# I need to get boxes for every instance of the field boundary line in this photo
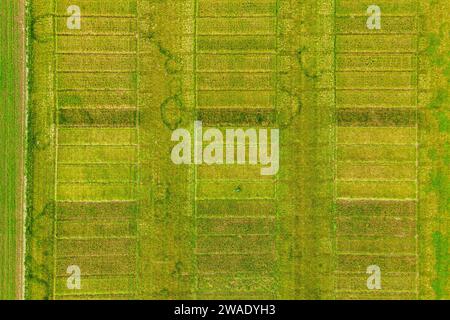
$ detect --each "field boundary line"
[17,0,27,300]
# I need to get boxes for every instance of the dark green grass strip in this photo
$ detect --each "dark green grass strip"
[432,231,449,299]
[58,109,137,127]
[0,0,23,300]
[197,108,276,126]
[337,108,416,127]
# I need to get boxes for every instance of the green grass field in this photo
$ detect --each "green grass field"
[0,0,24,300]
[18,0,450,300]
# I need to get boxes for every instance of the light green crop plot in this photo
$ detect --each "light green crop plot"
[20,0,450,300]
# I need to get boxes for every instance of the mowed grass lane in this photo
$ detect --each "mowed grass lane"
[0,0,24,300]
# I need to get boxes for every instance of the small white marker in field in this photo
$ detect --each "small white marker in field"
[367,265,382,290]
[66,265,81,290]
[367,5,381,30]
[67,5,81,30]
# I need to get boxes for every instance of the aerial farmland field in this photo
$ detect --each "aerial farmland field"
[0,0,448,302]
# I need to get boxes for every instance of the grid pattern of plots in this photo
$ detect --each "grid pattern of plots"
[334,0,419,299]
[53,0,139,299]
[192,0,280,299]
[25,0,440,300]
